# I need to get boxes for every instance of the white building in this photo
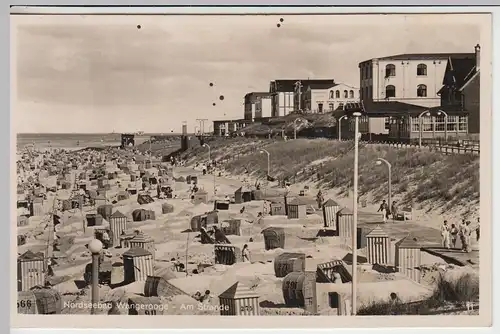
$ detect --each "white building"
[302,82,360,113]
[359,52,474,108]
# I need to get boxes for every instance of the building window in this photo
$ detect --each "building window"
[417,84,427,97]
[361,67,365,80]
[435,115,445,131]
[329,103,334,111]
[338,103,344,110]
[349,90,354,98]
[385,117,391,130]
[329,90,334,99]
[369,66,372,78]
[447,115,458,131]
[368,86,372,99]
[385,85,396,98]
[335,90,340,99]
[411,115,468,132]
[417,64,427,76]
[343,90,348,98]
[318,103,323,113]
[459,116,468,131]
[385,64,396,77]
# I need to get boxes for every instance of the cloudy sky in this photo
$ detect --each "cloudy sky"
[12,14,482,133]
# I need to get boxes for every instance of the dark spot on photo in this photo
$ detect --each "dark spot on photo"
[219,95,225,101]
[137,25,141,29]
[280,18,284,22]
[277,24,281,28]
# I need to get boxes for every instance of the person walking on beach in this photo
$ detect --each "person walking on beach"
[458,220,467,251]
[462,221,472,253]
[316,190,324,209]
[391,201,398,220]
[450,223,459,248]
[101,230,111,249]
[242,244,250,262]
[378,200,389,223]
[475,217,480,242]
[440,220,450,249]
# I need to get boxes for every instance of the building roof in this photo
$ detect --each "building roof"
[244,92,272,104]
[307,83,338,90]
[366,225,389,238]
[396,235,422,249]
[459,69,480,92]
[110,210,127,219]
[360,101,428,116]
[131,232,154,243]
[288,197,308,206]
[323,199,340,207]
[235,185,253,193]
[218,281,260,299]
[445,56,477,88]
[337,207,353,215]
[18,250,44,261]
[359,52,474,66]
[123,247,152,257]
[270,79,336,93]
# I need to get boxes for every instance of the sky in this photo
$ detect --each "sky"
[12,14,482,133]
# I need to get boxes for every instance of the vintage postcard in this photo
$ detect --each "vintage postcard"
[10,7,492,329]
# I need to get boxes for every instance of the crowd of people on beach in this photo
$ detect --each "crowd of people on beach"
[440,219,480,252]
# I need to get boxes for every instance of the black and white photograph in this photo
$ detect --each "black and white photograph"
[11,8,491,326]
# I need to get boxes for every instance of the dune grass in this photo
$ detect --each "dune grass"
[184,138,479,213]
[357,272,479,315]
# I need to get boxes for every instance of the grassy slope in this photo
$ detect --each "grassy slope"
[242,113,337,136]
[182,138,479,216]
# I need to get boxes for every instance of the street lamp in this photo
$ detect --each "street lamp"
[375,158,392,212]
[436,110,449,143]
[351,111,362,316]
[338,115,348,141]
[259,149,270,178]
[88,239,103,315]
[194,126,200,135]
[202,143,211,162]
[203,143,215,197]
[418,111,431,148]
[293,118,303,140]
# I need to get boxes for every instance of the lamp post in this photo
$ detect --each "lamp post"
[351,111,362,316]
[203,144,215,197]
[293,118,302,140]
[436,110,449,143]
[88,239,103,315]
[418,111,431,148]
[194,126,199,136]
[260,149,270,178]
[338,115,348,141]
[375,158,392,211]
[202,143,211,162]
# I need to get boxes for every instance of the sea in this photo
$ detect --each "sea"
[16,133,181,152]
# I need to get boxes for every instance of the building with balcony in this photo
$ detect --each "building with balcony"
[269,79,335,117]
[244,92,272,121]
[301,82,360,113]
